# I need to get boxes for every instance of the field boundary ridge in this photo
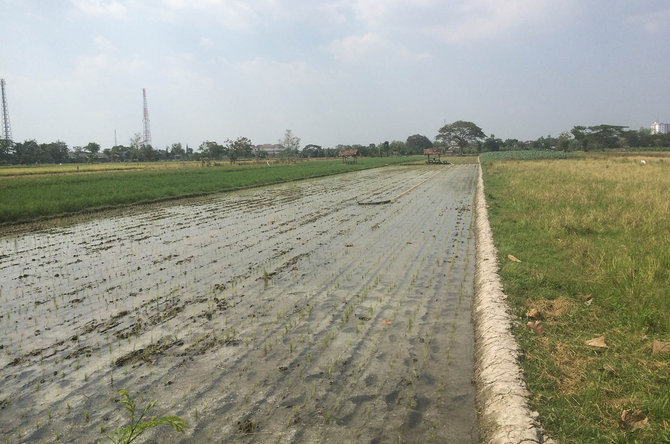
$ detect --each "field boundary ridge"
[473,161,556,444]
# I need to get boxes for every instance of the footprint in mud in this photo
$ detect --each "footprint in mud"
[407,396,430,429]
[349,394,375,406]
[237,418,257,434]
[385,389,399,404]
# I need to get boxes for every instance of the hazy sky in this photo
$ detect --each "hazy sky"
[2,0,669,149]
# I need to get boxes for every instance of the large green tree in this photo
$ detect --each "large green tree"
[169,143,185,159]
[481,134,502,152]
[588,124,627,149]
[199,141,225,160]
[302,144,323,158]
[278,129,300,161]
[436,120,485,155]
[571,124,627,150]
[280,129,300,152]
[224,137,254,164]
[0,139,14,163]
[389,140,406,155]
[85,142,100,155]
[42,141,70,163]
[405,134,433,154]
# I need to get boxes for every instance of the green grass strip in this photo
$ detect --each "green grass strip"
[482,155,669,443]
[0,157,415,224]
[480,150,578,162]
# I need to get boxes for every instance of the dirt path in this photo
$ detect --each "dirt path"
[0,164,478,443]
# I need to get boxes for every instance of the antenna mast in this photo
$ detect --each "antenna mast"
[1,79,12,141]
[142,88,152,146]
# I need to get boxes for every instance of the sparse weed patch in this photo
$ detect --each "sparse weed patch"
[105,389,188,444]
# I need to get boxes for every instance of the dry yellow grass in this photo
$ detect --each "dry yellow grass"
[483,154,670,443]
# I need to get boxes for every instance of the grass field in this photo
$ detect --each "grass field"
[0,157,417,224]
[0,161,201,176]
[481,152,670,443]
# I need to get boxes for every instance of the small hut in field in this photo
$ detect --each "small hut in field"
[424,148,450,164]
[339,149,358,164]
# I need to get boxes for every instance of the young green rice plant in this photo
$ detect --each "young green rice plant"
[104,389,188,444]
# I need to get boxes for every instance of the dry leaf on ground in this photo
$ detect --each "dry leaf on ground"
[621,409,649,430]
[586,336,608,349]
[526,308,542,319]
[527,320,545,336]
[508,254,522,262]
[652,339,670,355]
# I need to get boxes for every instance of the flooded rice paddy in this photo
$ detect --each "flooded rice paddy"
[0,164,478,443]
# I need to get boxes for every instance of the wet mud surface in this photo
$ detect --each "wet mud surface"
[0,164,478,443]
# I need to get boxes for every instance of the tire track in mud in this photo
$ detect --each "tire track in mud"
[0,164,478,443]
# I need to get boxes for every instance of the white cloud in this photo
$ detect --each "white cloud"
[164,0,221,7]
[164,52,214,88]
[74,53,146,81]
[70,0,127,18]
[342,0,576,45]
[199,37,214,47]
[157,0,261,29]
[234,57,325,87]
[628,8,670,33]
[329,33,385,62]
[328,32,432,63]
[430,0,574,43]
[93,35,116,51]
[351,0,428,26]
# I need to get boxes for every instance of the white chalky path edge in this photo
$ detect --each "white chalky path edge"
[473,162,557,444]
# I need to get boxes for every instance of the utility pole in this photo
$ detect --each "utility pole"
[1,79,12,142]
[142,88,152,147]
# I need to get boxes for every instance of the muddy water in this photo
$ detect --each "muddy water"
[0,164,478,443]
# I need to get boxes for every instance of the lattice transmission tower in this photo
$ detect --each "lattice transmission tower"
[142,88,152,146]
[1,79,12,141]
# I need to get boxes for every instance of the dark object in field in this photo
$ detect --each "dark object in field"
[424,148,451,164]
[358,200,391,205]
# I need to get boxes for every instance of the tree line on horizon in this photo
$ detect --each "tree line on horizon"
[1,123,668,166]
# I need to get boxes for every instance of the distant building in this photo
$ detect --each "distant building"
[650,121,670,134]
[69,149,89,161]
[255,144,283,156]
